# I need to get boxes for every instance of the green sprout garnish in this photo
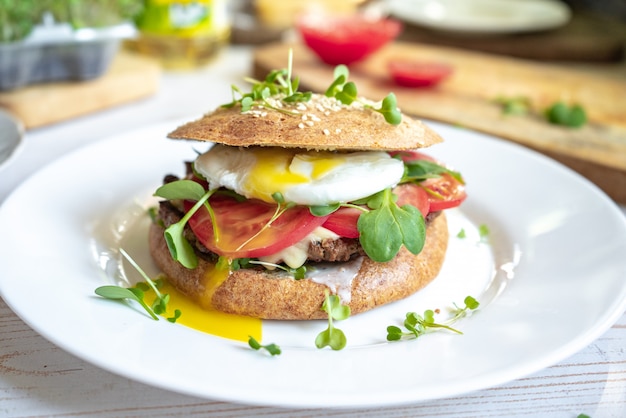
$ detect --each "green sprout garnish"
[248,336,282,356]
[386,296,479,342]
[325,65,402,125]
[494,95,532,116]
[153,179,219,269]
[223,52,401,126]
[357,188,425,263]
[545,101,587,128]
[95,249,181,323]
[478,224,490,241]
[315,291,351,350]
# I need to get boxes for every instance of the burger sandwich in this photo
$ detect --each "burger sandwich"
[149,66,466,320]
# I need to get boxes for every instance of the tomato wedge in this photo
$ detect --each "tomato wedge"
[388,60,453,88]
[185,194,329,258]
[297,14,402,65]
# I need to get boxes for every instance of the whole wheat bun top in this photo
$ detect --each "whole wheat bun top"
[167,93,443,151]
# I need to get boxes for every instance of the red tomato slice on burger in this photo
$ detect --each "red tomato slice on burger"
[394,183,430,217]
[390,150,466,212]
[323,207,362,238]
[297,14,402,65]
[421,174,466,212]
[186,194,329,258]
[388,150,435,163]
[321,184,430,239]
[389,60,453,88]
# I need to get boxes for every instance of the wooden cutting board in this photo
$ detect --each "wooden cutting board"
[0,51,161,129]
[254,42,626,203]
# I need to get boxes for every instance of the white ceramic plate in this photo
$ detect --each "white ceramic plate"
[387,0,571,34]
[1,121,625,408]
[0,109,24,170]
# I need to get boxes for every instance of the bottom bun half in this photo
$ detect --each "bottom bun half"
[148,213,449,320]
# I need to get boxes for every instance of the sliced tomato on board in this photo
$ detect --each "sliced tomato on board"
[388,60,453,88]
[297,14,402,65]
[186,194,329,258]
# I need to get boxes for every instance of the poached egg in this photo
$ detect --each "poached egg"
[194,144,405,206]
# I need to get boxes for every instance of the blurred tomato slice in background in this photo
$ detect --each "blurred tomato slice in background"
[388,59,453,87]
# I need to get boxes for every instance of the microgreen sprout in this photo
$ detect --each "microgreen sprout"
[386,296,479,342]
[494,95,531,116]
[357,188,425,262]
[153,179,219,269]
[95,249,181,323]
[315,291,351,350]
[233,258,307,280]
[223,49,311,115]
[325,64,402,125]
[545,101,587,128]
[478,224,490,241]
[399,158,464,185]
[248,336,282,356]
[457,224,490,243]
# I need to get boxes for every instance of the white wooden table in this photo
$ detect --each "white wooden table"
[1,46,625,418]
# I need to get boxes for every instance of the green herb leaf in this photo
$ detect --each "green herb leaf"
[478,224,490,241]
[316,292,350,350]
[377,93,402,125]
[167,309,182,323]
[162,188,216,269]
[402,159,464,184]
[309,203,340,216]
[494,96,531,116]
[545,102,587,128]
[335,81,358,105]
[387,296,480,342]
[248,336,282,356]
[154,179,206,201]
[357,189,425,262]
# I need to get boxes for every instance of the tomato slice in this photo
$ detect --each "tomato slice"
[394,183,430,217]
[323,207,362,238]
[388,150,435,163]
[297,14,402,65]
[186,194,329,258]
[389,60,453,88]
[390,150,466,211]
[421,174,467,211]
[321,184,429,239]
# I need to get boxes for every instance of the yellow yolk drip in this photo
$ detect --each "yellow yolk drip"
[245,148,345,202]
[143,261,261,342]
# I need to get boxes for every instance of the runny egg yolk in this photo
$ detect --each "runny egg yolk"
[246,148,346,203]
[194,145,405,206]
[143,262,261,342]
